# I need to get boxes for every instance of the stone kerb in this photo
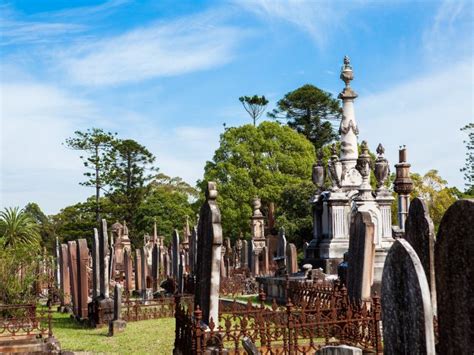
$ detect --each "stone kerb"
[435,199,474,354]
[381,238,435,355]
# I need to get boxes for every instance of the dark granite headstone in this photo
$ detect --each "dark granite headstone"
[381,239,435,354]
[172,230,180,279]
[405,198,436,312]
[152,244,160,292]
[76,239,89,319]
[195,182,223,324]
[347,211,375,301]
[242,336,260,355]
[108,284,126,336]
[435,199,474,354]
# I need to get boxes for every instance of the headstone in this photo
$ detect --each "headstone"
[108,284,126,336]
[59,244,71,307]
[286,243,298,274]
[303,242,309,259]
[178,251,185,293]
[276,227,287,260]
[242,337,260,355]
[241,240,249,268]
[405,197,436,314]
[189,227,198,274]
[316,345,362,355]
[381,239,435,354]
[172,230,180,279]
[76,239,89,319]
[262,246,269,275]
[92,229,100,298]
[195,182,223,324]
[100,219,110,298]
[140,247,147,298]
[135,249,142,291]
[347,211,375,301]
[67,241,78,316]
[124,249,133,292]
[435,199,474,354]
[151,244,160,292]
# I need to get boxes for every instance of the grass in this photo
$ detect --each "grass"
[52,311,175,354]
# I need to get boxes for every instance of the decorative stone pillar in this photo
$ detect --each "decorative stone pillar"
[394,146,414,230]
[375,143,395,245]
[250,197,266,276]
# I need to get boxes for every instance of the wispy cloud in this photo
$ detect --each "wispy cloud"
[234,0,360,47]
[58,13,244,86]
[358,58,472,189]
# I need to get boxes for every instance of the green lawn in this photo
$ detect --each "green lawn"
[52,312,175,354]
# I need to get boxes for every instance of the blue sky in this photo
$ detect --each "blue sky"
[1,0,472,214]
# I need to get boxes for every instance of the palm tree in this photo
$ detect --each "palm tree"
[0,207,40,248]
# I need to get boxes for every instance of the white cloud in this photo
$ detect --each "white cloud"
[357,58,473,189]
[59,14,244,86]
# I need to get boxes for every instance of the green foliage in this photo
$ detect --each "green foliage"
[24,202,56,253]
[460,123,474,192]
[0,207,41,248]
[268,84,342,149]
[202,121,315,239]
[107,139,158,235]
[239,95,269,126]
[135,173,197,246]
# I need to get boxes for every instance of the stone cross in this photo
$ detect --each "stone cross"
[286,243,298,274]
[172,230,180,279]
[381,238,435,354]
[59,244,71,307]
[67,241,78,316]
[435,199,474,354]
[347,211,375,302]
[76,239,89,319]
[195,181,223,324]
[404,197,436,315]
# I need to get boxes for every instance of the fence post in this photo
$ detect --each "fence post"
[174,293,181,351]
[194,305,203,355]
[286,298,294,355]
[372,293,383,354]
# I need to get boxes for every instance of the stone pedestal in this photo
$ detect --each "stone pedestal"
[88,297,114,328]
[108,319,126,336]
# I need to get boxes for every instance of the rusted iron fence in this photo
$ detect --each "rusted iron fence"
[175,287,383,354]
[0,303,53,339]
[122,294,193,322]
[220,268,258,296]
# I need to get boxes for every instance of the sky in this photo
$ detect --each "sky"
[1,0,473,214]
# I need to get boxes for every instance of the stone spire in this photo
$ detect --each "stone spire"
[338,55,359,171]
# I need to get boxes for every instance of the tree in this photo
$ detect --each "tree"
[135,173,197,246]
[0,207,41,248]
[107,139,157,235]
[239,95,269,126]
[460,123,474,194]
[24,202,56,252]
[65,128,116,224]
[268,84,342,149]
[202,121,315,239]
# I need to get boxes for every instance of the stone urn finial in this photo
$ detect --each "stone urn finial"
[252,197,263,217]
[375,143,390,192]
[328,144,342,192]
[312,149,325,190]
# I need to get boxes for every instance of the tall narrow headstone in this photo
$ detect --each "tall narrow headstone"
[59,244,71,306]
[152,244,160,292]
[189,227,198,274]
[140,247,147,298]
[262,246,269,275]
[92,228,100,299]
[135,249,142,291]
[172,230,180,279]
[55,237,61,288]
[100,219,110,298]
[404,198,437,315]
[195,182,223,324]
[381,239,435,354]
[286,243,298,274]
[435,199,474,354]
[108,284,126,336]
[241,240,249,269]
[178,251,185,294]
[124,249,133,292]
[347,211,375,302]
[76,239,89,319]
[67,241,78,316]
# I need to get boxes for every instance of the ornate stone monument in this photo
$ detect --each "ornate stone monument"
[250,197,266,276]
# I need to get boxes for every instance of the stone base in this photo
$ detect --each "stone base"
[108,319,127,336]
[316,345,362,354]
[0,335,61,354]
[88,296,114,328]
[302,257,343,275]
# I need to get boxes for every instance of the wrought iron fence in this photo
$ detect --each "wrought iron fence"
[175,287,382,354]
[0,303,53,339]
[122,294,193,322]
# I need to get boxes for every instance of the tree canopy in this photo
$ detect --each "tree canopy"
[202,121,315,239]
[268,84,342,149]
[239,95,269,126]
[460,123,474,194]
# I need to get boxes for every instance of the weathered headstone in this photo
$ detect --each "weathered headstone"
[135,249,142,291]
[100,219,110,298]
[92,229,100,298]
[286,243,298,274]
[151,244,160,292]
[76,239,89,319]
[381,238,435,354]
[262,246,269,275]
[347,211,375,301]
[241,240,249,268]
[189,227,198,274]
[59,244,71,307]
[67,241,78,316]
[405,197,436,314]
[195,182,223,324]
[108,284,126,336]
[124,249,133,292]
[140,247,147,298]
[172,230,180,279]
[435,199,474,354]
